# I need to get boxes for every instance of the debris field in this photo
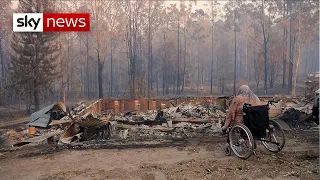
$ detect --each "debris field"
[0,96,318,180]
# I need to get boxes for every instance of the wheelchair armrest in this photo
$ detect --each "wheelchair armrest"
[268,100,279,106]
[243,103,252,107]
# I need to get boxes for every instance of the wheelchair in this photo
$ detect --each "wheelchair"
[224,100,285,159]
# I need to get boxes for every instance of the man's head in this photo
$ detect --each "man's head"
[237,85,251,95]
[237,85,259,103]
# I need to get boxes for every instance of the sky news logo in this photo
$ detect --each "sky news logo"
[13,13,90,32]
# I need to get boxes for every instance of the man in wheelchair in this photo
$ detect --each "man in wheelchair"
[221,85,285,159]
[221,85,261,131]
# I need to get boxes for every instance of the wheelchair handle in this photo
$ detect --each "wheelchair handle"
[243,103,252,107]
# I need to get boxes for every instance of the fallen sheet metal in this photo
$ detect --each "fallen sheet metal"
[78,112,105,127]
[60,123,80,144]
[59,111,115,143]
[28,102,66,127]
[49,120,73,126]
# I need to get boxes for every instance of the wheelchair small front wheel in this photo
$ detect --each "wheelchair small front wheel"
[229,124,254,159]
[225,143,231,156]
[262,120,285,153]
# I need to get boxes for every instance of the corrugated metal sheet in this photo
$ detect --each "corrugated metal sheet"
[28,102,66,127]
[28,113,51,127]
[78,118,106,127]
[28,105,55,127]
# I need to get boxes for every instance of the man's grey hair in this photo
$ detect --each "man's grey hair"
[237,85,260,104]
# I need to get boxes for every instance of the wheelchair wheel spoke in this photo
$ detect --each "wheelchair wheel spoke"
[262,120,285,153]
[272,133,278,143]
[228,124,254,159]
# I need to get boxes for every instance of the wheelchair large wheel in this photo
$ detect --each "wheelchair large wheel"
[262,120,285,153]
[229,124,254,159]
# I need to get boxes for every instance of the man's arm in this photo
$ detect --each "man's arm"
[222,97,239,130]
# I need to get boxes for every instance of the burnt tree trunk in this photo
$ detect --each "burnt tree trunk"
[282,1,288,88]
[34,81,40,111]
[86,34,89,99]
[59,33,66,103]
[197,41,200,94]
[181,27,187,95]
[292,2,302,96]
[210,2,214,94]
[162,30,166,96]
[233,11,237,96]
[98,51,103,98]
[176,14,180,95]
[288,1,294,94]
[110,38,113,97]
[0,38,3,91]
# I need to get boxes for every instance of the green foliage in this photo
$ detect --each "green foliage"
[9,0,58,108]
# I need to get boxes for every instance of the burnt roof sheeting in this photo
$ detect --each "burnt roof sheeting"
[28,104,55,127]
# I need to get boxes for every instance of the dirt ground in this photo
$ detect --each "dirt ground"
[0,128,318,180]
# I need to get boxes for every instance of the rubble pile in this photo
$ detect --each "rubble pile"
[105,103,226,141]
[8,96,317,150]
[113,103,226,122]
[163,103,226,120]
[113,110,160,122]
[279,98,318,129]
[60,101,87,120]
[5,102,227,149]
[283,98,313,114]
[3,101,112,148]
[116,121,222,141]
